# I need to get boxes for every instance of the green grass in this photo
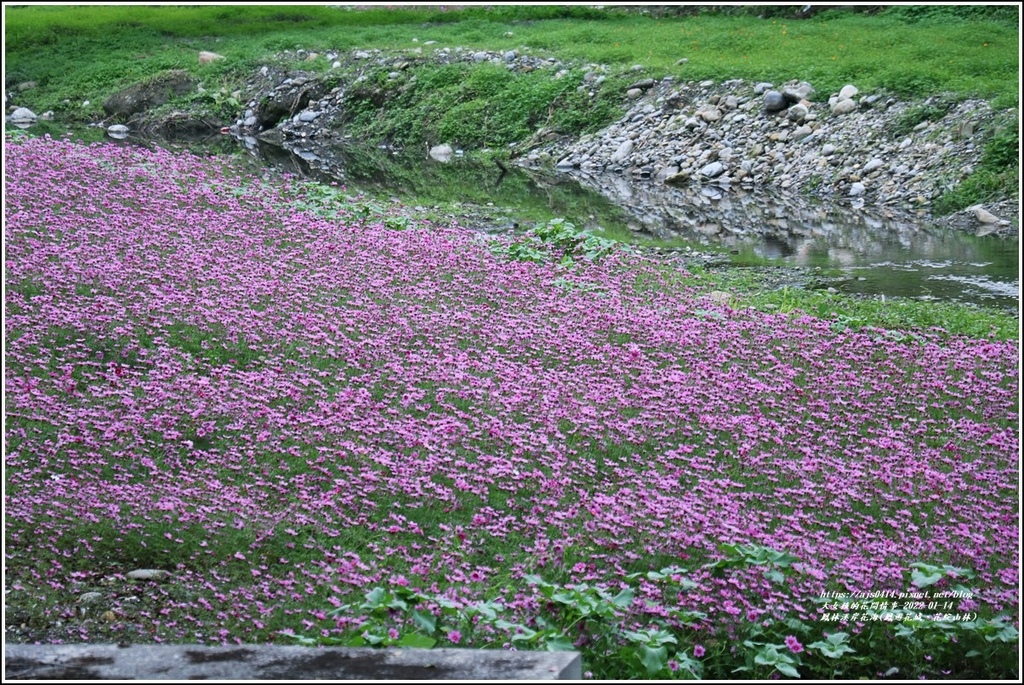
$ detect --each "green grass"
[5,5,1018,126]
[934,113,1021,214]
[680,263,1019,341]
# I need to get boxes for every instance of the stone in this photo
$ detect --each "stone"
[664,171,690,186]
[9,107,37,123]
[4,644,582,681]
[16,81,38,91]
[821,143,837,156]
[708,291,733,306]
[831,99,857,115]
[78,592,104,604]
[849,182,866,196]
[698,161,725,179]
[791,125,813,141]
[473,51,489,62]
[863,158,884,173]
[753,82,774,95]
[609,139,634,164]
[106,124,130,139]
[126,569,171,581]
[763,90,786,112]
[198,51,225,64]
[699,107,721,123]
[298,111,320,122]
[102,70,196,118]
[838,84,859,101]
[627,78,656,91]
[429,144,454,162]
[626,88,643,100]
[786,104,808,122]
[974,207,999,223]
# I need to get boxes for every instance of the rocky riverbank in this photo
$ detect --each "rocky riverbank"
[220,48,1016,236]
[10,46,1017,237]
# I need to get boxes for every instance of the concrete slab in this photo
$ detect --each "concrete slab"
[5,643,582,680]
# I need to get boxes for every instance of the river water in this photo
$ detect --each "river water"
[11,124,1020,311]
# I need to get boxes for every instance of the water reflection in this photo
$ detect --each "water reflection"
[8,122,1017,310]
[247,134,1017,310]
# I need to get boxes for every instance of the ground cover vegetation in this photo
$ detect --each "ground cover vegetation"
[4,133,1019,678]
[4,4,1019,209]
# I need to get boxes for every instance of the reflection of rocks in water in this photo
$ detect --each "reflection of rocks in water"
[562,169,962,263]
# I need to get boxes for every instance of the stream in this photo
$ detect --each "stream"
[10,123,1020,311]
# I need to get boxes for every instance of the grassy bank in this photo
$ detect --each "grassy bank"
[6,5,1018,115]
[5,5,1019,210]
[4,132,1019,678]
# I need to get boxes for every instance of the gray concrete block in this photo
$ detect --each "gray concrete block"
[4,643,582,680]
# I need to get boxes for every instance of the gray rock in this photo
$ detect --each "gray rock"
[9,107,37,123]
[354,51,371,59]
[838,84,859,101]
[298,111,320,122]
[822,143,837,156]
[429,144,454,162]
[106,124,130,139]
[763,91,786,112]
[610,139,634,164]
[16,81,38,91]
[699,107,721,123]
[126,569,170,581]
[102,70,196,118]
[975,207,999,223]
[791,125,813,141]
[698,161,725,179]
[626,88,643,100]
[78,592,104,604]
[849,182,866,196]
[831,99,857,115]
[473,51,489,63]
[753,82,774,95]
[627,78,656,91]
[787,104,808,122]
[863,158,884,173]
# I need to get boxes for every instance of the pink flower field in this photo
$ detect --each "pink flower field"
[4,135,1019,647]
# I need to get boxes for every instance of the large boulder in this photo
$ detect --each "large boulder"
[102,70,197,119]
[252,75,327,131]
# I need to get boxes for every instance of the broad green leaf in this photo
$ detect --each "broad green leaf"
[611,587,635,608]
[910,569,944,588]
[412,610,437,634]
[775,662,801,679]
[361,587,387,609]
[640,645,668,675]
[544,634,576,651]
[398,633,437,649]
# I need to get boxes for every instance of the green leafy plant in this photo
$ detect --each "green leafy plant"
[489,218,622,267]
[291,548,1018,680]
